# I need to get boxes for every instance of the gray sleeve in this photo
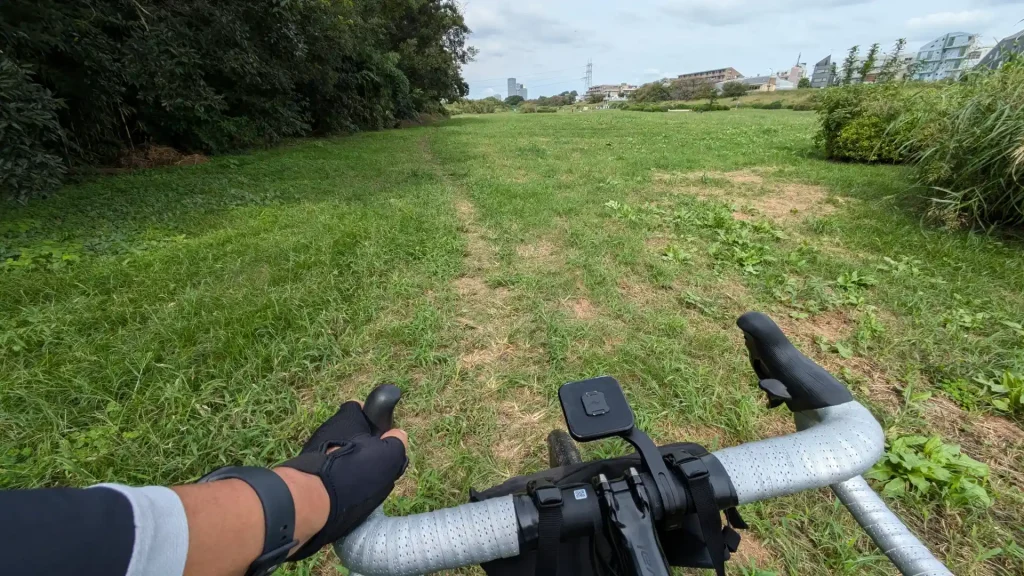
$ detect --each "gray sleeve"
[94,484,190,576]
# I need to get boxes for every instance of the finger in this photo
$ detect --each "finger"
[381,429,409,450]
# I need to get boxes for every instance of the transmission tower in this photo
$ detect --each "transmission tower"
[583,59,593,90]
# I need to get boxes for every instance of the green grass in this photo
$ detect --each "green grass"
[3,110,1024,575]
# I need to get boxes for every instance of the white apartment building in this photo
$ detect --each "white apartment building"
[912,32,992,81]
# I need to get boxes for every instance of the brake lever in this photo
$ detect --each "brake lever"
[363,384,402,434]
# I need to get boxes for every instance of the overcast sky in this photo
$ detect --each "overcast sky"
[461,0,1024,98]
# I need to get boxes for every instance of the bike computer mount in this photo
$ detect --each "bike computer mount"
[559,377,684,516]
[558,377,687,575]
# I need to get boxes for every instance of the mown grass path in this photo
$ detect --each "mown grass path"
[2,110,1022,575]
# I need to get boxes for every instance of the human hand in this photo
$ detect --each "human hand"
[276,401,408,561]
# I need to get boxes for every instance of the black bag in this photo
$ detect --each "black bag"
[470,443,744,576]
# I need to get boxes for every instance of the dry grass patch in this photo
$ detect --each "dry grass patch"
[731,531,780,571]
[755,183,835,221]
[567,297,598,320]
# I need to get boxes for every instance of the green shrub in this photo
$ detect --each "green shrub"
[693,103,730,112]
[0,58,66,202]
[815,83,919,163]
[898,62,1024,226]
[866,435,992,508]
[535,106,559,114]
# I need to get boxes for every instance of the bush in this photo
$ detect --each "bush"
[898,62,1024,227]
[449,97,508,115]
[815,83,918,163]
[693,103,730,112]
[586,93,606,104]
[535,106,559,114]
[721,82,748,98]
[0,58,66,202]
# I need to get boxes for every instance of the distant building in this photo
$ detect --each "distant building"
[677,67,743,84]
[775,54,807,84]
[852,54,915,84]
[912,32,992,81]
[715,76,794,93]
[587,83,638,101]
[811,55,834,88]
[977,29,1024,70]
[506,78,528,99]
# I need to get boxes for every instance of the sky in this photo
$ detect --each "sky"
[461,0,1024,98]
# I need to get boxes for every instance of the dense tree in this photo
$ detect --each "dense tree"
[877,38,908,83]
[722,81,748,98]
[1,0,474,200]
[842,45,861,85]
[798,78,812,89]
[586,92,606,104]
[504,95,525,106]
[535,91,577,107]
[631,81,672,103]
[669,78,715,101]
[860,43,881,83]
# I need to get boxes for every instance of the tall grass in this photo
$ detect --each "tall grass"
[897,61,1024,227]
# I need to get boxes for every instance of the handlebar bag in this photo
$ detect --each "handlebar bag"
[470,442,740,576]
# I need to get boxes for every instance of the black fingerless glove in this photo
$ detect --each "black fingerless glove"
[278,401,408,562]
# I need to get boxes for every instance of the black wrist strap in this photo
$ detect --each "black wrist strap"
[528,480,562,576]
[199,466,298,576]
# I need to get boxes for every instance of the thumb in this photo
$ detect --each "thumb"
[381,429,409,450]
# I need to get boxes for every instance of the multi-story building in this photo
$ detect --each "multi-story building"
[715,75,794,93]
[811,55,834,88]
[912,32,992,81]
[977,28,1024,70]
[677,67,743,84]
[587,83,638,101]
[506,78,528,100]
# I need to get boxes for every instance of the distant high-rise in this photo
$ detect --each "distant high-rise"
[507,78,528,99]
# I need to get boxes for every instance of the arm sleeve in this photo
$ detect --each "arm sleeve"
[0,484,189,576]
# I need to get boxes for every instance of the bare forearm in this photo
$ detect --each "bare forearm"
[172,469,329,576]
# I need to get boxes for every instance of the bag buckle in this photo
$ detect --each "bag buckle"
[528,480,563,508]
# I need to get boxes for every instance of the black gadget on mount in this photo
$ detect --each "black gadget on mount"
[559,377,687,576]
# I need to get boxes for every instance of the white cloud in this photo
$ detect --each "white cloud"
[481,88,496,97]
[907,10,994,31]
[660,0,872,26]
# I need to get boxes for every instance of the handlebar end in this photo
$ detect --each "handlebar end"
[737,312,854,412]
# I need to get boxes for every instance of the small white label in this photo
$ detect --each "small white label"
[574,489,588,501]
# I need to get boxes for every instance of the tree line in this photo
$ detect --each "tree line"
[1,0,473,201]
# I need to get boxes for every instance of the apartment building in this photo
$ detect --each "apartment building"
[912,32,992,81]
[977,28,1024,70]
[811,55,834,88]
[677,67,743,84]
[587,83,638,101]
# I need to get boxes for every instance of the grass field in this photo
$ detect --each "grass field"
[2,109,1023,575]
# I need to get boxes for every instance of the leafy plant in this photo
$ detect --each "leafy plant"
[942,308,990,331]
[877,255,923,277]
[661,244,692,264]
[973,371,1024,415]
[866,435,992,508]
[835,271,877,291]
